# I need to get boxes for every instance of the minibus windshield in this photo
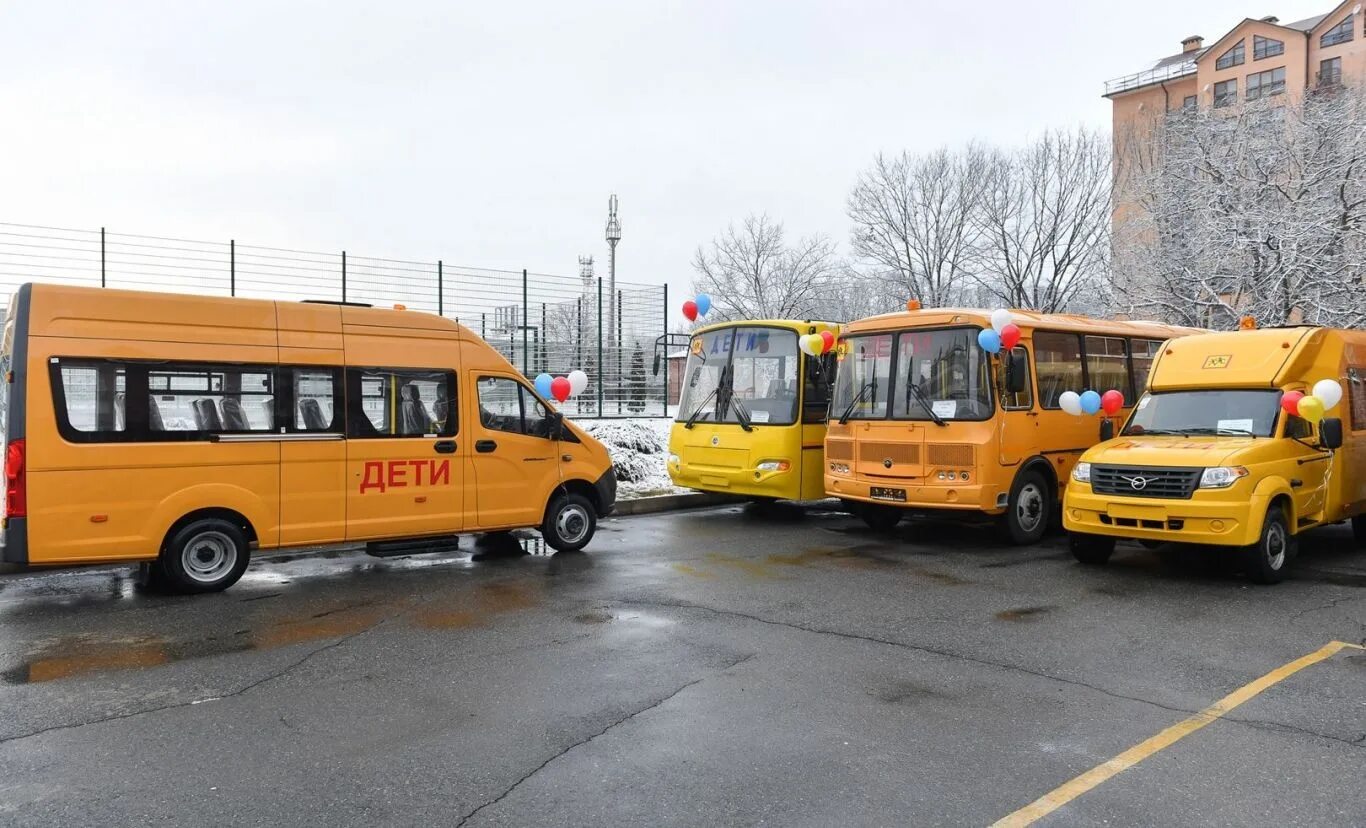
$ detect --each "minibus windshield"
[678,327,801,426]
[832,328,991,422]
[1123,390,1281,437]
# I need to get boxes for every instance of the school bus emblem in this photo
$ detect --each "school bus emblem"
[1203,355,1232,369]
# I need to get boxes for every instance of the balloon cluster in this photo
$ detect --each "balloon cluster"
[976,309,1021,354]
[534,370,589,403]
[1281,379,1343,424]
[799,330,837,356]
[682,294,712,322]
[1059,389,1124,417]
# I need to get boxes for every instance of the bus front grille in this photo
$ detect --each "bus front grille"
[858,442,920,466]
[927,443,974,467]
[826,439,854,462]
[1091,466,1200,499]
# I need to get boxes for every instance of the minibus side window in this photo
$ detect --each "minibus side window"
[346,368,457,438]
[56,363,127,434]
[147,365,275,433]
[999,346,1033,410]
[477,376,556,438]
[1284,415,1313,440]
[290,368,341,432]
[1033,332,1084,409]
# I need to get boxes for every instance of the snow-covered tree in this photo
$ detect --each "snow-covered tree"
[691,215,840,320]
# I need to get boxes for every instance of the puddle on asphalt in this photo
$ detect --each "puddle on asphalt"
[767,544,902,571]
[412,581,541,630]
[869,679,948,705]
[994,605,1056,622]
[574,610,615,624]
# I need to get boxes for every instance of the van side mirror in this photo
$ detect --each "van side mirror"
[1005,349,1028,394]
[652,354,661,377]
[1319,417,1343,450]
[547,410,566,440]
[1099,419,1115,441]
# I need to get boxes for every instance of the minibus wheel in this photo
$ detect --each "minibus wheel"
[543,492,597,553]
[859,504,902,532]
[1002,470,1051,545]
[158,518,251,593]
[1244,506,1294,585]
[1069,533,1115,565]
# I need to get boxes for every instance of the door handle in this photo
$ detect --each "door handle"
[476,439,497,453]
[434,440,457,454]
[1290,478,1303,488]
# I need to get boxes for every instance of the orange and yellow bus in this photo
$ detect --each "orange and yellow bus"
[0,283,616,592]
[824,307,1200,542]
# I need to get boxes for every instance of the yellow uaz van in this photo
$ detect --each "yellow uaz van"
[1064,325,1366,583]
[0,283,616,593]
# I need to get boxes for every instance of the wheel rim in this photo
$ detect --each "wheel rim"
[181,530,237,583]
[556,504,590,545]
[1264,521,1287,570]
[1016,483,1045,533]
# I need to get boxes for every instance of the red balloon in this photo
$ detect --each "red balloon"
[999,323,1021,350]
[820,331,835,353]
[1100,389,1124,415]
[550,376,571,402]
[1280,390,1304,416]
[682,300,698,322]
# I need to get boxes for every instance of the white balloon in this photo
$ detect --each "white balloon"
[798,334,817,356]
[1058,390,1083,416]
[1312,378,1343,410]
[990,308,1013,333]
[567,369,589,396]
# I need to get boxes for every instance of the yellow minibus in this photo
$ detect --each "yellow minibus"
[1065,324,1366,583]
[0,283,616,592]
[825,307,1200,542]
[668,320,840,501]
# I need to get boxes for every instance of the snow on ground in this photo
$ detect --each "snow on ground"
[576,417,689,499]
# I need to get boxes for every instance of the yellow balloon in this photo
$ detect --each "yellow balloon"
[1297,395,1325,424]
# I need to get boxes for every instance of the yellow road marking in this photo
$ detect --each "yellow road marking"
[671,563,715,579]
[992,641,1363,827]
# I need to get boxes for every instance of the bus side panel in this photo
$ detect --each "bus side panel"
[277,302,347,547]
[799,422,827,500]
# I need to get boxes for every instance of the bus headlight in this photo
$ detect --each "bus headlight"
[756,460,790,472]
[1199,466,1248,489]
[668,453,680,468]
[829,462,850,475]
[1072,462,1092,484]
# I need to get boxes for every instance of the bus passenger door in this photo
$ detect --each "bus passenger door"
[997,345,1038,467]
[344,367,464,541]
[279,366,347,546]
[470,375,561,528]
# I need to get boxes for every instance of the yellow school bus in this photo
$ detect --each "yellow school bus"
[668,320,841,501]
[825,308,1200,542]
[1065,325,1366,583]
[0,283,616,592]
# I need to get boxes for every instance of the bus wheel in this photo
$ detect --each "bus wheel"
[1244,505,1294,585]
[543,492,597,553]
[860,504,902,533]
[159,518,250,593]
[1001,470,1051,545]
[1069,533,1115,565]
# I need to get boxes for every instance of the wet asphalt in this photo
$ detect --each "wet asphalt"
[0,504,1363,827]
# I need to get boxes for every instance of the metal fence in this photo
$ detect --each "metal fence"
[0,221,670,417]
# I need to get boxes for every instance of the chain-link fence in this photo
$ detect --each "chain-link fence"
[0,221,670,417]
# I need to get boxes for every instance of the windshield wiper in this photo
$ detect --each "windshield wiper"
[723,395,755,432]
[838,381,876,425]
[906,383,947,427]
[683,388,719,429]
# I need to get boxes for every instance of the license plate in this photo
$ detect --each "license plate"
[869,486,907,502]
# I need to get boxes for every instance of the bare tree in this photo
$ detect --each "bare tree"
[691,215,840,320]
[1114,84,1366,329]
[846,146,990,307]
[973,129,1112,313]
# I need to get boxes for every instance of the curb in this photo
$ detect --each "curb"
[611,493,739,516]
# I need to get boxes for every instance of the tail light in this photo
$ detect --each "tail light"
[5,439,25,519]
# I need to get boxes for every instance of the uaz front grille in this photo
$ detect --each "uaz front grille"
[1091,466,1201,499]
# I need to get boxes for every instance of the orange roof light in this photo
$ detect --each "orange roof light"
[394,303,408,311]
[1239,315,1256,330]
[906,299,921,311]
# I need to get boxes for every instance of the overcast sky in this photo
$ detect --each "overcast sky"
[0,0,1333,314]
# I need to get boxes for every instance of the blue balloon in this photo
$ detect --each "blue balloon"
[977,329,1002,354]
[1080,390,1102,415]
[695,294,712,316]
[534,373,554,398]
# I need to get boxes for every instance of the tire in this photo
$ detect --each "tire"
[158,517,250,594]
[542,492,597,553]
[1001,469,1052,545]
[860,504,903,532]
[1353,515,1366,547]
[1069,533,1115,565]
[1244,505,1295,585]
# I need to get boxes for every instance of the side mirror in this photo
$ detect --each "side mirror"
[1319,417,1343,450]
[652,354,661,377]
[1099,419,1115,441]
[547,410,566,440]
[1005,350,1028,394]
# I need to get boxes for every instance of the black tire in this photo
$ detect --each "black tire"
[1353,515,1366,547]
[542,492,597,553]
[1001,469,1052,545]
[1244,505,1295,585]
[1069,533,1115,565]
[157,517,250,594]
[860,504,903,532]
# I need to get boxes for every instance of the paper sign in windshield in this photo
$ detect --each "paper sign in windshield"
[1217,419,1254,434]
[749,409,770,423]
[931,400,957,418]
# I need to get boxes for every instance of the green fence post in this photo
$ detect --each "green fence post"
[662,283,668,416]
[597,278,604,414]
[522,268,529,375]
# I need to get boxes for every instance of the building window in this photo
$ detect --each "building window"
[1253,35,1284,60]
[1213,79,1238,107]
[1320,57,1343,87]
[1246,67,1287,100]
[1321,14,1354,47]
[1182,95,1198,111]
[1216,40,1245,70]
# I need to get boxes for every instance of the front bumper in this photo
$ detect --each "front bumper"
[1064,484,1265,547]
[669,463,800,500]
[824,474,1004,514]
[594,467,618,517]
